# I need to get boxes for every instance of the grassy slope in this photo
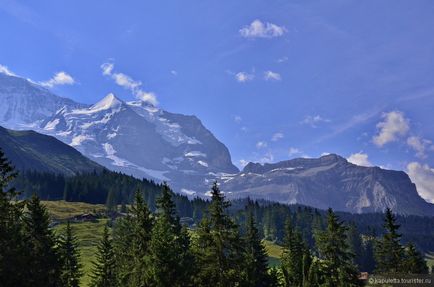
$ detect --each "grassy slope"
[44,201,107,286]
[44,200,287,286]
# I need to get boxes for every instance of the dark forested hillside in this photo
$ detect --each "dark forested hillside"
[0,126,102,175]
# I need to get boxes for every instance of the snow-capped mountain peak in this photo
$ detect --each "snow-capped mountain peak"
[90,93,123,112]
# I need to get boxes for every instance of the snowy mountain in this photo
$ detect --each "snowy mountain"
[0,73,84,129]
[220,154,434,216]
[40,93,238,193]
[0,72,238,193]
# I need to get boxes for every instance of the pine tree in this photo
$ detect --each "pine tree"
[375,208,405,274]
[403,242,428,274]
[113,191,154,286]
[59,221,82,287]
[243,212,270,287]
[0,149,27,286]
[281,218,309,287]
[314,208,360,287]
[193,182,246,286]
[23,194,62,287]
[146,183,194,286]
[90,225,117,287]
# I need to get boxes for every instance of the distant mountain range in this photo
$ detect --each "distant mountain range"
[221,154,434,216]
[0,72,433,216]
[0,126,102,176]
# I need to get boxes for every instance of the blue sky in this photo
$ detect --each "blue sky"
[1,0,434,200]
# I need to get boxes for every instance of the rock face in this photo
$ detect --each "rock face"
[0,73,84,128]
[220,154,434,216]
[0,126,102,176]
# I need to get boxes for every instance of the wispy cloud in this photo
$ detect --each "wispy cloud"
[240,19,286,38]
[407,136,433,159]
[235,71,254,83]
[372,111,409,147]
[347,152,372,167]
[100,62,157,105]
[0,64,16,76]
[271,132,284,142]
[170,70,178,76]
[407,162,434,203]
[259,151,274,163]
[288,147,302,157]
[233,115,242,124]
[301,115,331,128]
[40,72,75,88]
[277,56,288,63]
[256,141,268,149]
[264,71,281,81]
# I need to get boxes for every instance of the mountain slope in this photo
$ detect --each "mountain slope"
[0,126,102,176]
[0,73,85,128]
[40,94,238,193]
[220,154,434,216]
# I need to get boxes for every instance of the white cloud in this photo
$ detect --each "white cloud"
[347,152,372,167]
[301,115,331,128]
[0,64,16,76]
[372,111,409,147]
[277,56,288,63]
[264,70,281,81]
[406,136,433,159]
[321,152,331,156]
[170,70,178,76]
[259,151,274,163]
[240,19,286,38]
[101,62,114,76]
[256,141,268,149]
[234,115,242,124]
[288,147,301,156]
[40,72,75,88]
[271,132,284,141]
[100,62,158,106]
[235,71,254,82]
[407,162,434,203]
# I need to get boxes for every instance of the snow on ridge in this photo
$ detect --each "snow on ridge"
[198,160,209,167]
[44,118,60,130]
[180,188,197,196]
[185,151,207,157]
[102,143,170,181]
[71,135,93,146]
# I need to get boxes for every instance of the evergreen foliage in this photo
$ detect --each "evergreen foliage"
[146,183,195,286]
[281,217,310,287]
[90,225,117,287]
[192,182,246,286]
[243,212,270,286]
[314,208,360,287]
[374,208,405,273]
[59,221,82,287]
[403,242,429,274]
[0,148,27,286]
[24,194,62,286]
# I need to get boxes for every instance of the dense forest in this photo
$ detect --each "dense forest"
[11,168,434,254]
